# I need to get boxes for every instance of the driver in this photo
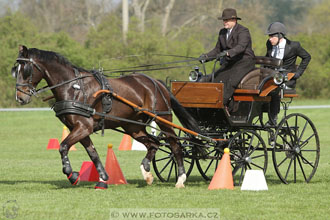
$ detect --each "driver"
[198,8,255,112]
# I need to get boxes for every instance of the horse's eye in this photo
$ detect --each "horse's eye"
[23,63,32,79]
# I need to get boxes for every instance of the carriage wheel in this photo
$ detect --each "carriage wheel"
[195,146,223,181]
[228,130,268,186]
[152,130,194,182]
[272,113,320,184]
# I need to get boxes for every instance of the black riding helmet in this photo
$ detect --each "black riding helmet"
[265,22,287,39]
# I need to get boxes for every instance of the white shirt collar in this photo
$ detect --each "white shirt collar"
[272,38,286,59]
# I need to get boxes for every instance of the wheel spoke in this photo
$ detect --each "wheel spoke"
[251,154,266,159]
[284,120,295,144]
[298,120,308,143]
[155,156,171,162]
[184,159,192,164]
[277,156,289,168]
[298,153,315,168]
[299,133,316,150]
[166,160,175,182]
[238,166,245,186]
[297,155,307,181]
[294,156,297,183]
[250,162,264,170]
[158,147,171,154]
[159,158,173,175]
[284,157,294,180]
[204,158,215,174]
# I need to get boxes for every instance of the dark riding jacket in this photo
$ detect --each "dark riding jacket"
[206,23,255,64]
[203,23,255,105]
[266,38,311,87]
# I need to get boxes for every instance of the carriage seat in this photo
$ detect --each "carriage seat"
[237,56,282,90]
[255,56,282,67]
[237,68,276,90]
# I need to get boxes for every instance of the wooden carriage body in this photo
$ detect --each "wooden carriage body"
[170,56,297,133]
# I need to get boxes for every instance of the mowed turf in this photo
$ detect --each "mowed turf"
[1,104,330,220]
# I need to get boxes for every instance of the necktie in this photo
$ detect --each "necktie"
[273,46,278,58]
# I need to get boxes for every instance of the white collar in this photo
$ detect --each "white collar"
[278,38,286,48]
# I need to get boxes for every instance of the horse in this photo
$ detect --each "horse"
[12,45,200,189]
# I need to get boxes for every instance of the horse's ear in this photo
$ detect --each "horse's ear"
[19,45,28,57]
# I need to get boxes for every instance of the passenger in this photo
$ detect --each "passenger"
[198,8,255,112]
[265,22,311,125]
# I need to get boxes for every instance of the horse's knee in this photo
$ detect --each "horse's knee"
[59,143,69,155]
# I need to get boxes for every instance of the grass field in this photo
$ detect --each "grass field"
[1,103,330,219]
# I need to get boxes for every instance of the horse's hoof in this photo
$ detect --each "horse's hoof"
[95,181,108,190]
[145,173,154,185]
[175,174,186,188]
[175,183,185,188]
[140,165,154,185]
[67,172,80,185]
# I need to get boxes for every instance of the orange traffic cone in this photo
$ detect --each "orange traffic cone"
[118,134,132,151]
[79,161,99,182]
[62,126,77,151]
[208,148,234,190]
[47,138,60,150]
[105,144,127,185]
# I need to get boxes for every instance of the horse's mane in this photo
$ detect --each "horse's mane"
[28,48,88,72]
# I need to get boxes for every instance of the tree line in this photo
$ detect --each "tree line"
[0,0,329,107]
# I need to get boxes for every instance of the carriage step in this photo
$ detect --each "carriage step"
[229,116,247,123]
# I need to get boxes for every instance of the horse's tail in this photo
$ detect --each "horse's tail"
[157,80,201,134]
[169,92,202,134]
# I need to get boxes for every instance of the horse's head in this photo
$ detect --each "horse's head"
[12,45,45,105]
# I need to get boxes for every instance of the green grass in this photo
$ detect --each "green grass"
[0,104,330,219]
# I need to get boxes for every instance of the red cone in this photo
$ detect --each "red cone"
[47,138,60,150]
[105,144,127,185]
[79,161,99,182]
[208,148,234,190]
[118,134,132,151]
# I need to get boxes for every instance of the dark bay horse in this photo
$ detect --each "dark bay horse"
[13,45,199,189]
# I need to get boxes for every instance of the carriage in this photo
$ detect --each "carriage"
[13,45,320,189]
[152,56,320,185]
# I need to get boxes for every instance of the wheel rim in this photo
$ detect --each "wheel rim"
[272,113,320,184]
[152,131,194,182]
[229,130,268,186]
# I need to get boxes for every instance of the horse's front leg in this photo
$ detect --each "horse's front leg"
[59,124,92,186]
[80,136,109,189]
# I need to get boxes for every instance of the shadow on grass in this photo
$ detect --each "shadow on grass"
[0,179,96,189]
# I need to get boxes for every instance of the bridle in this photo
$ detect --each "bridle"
[14,57,45,97]
[13,57,92,98]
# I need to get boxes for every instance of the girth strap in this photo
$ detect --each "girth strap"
[52,100,95,118]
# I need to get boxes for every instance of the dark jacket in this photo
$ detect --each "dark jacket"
[266,39,311,85]
[206,23,255,64]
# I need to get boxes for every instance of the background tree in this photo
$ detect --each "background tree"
[0,0,329,107]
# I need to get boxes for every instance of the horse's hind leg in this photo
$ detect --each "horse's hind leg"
[140,144,157,185]
[80,136,109,189]
[126,126,158,185]
[158,123,186,188]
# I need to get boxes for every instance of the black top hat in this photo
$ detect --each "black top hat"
[218,8,241,20]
